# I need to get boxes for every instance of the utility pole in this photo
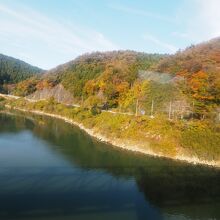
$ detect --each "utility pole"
[135,99,139,116]
[57,90,60,103]
[81,95,84,105]
[172,103,175,120]
[150,99,154,118]
[180,102,183,120]
[169,101,172,120]
[192,101,194,119]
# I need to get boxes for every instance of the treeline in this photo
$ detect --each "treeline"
[0,54,43,92]
[156,37,220,118]
[8,38,220,122]
[60,51,164,98]
[59,51,168,112]
[13,51,166,110]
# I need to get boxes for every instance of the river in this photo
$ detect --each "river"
[0,111,219,220]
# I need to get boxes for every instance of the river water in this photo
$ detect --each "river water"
[0,112,219,220]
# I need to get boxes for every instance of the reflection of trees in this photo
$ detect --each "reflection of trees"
[1,111,220,219]
[136,167,220,204]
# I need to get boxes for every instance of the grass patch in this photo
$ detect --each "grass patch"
[4,98,220,162]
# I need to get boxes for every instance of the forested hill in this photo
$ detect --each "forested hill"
[46,51,164,78]
[0,53,43,91]
[56,51,165,98]
[157,37,220,75]
[156,38,220,103]
[13,51,165,101]
[11,39,220,120]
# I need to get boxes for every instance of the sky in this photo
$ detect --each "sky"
[0,0,220,69]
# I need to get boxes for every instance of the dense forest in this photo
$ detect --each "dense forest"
[0,54,43,93]
[3,38,220,121]
[156,37,220,118]
[13,39,220,123]
[13,51,168,111]
[0,38,220,119]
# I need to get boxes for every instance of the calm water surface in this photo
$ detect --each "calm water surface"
[0,111,219,220]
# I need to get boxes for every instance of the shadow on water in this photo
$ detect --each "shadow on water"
[0,111,220,220]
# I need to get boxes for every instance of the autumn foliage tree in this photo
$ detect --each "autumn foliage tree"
[188,70,214,101]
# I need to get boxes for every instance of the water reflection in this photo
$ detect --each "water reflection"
[0,112,219,220]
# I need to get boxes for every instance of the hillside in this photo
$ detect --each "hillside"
[1,38,220,165]
[157,37,220,75]
[54,51,164,98]
[14,51,166,107]
[0,54,43,93]
[11,39,220,120]
[156,38,220,115]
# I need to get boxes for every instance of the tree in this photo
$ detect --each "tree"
[119,80,150,114]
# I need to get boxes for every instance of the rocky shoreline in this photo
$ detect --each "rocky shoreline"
[6,106,219,168]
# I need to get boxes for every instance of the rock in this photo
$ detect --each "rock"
[27,84,74,104]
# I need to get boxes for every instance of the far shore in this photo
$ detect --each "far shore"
[4,106,220,169]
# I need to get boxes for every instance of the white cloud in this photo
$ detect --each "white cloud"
[195,0,220,38]
[174,0,220,42]
[142,34,177,53]
[0,3,118,69]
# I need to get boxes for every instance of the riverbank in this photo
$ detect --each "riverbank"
[3,99,220,168]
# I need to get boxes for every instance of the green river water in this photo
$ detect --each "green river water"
[0,111,219,220]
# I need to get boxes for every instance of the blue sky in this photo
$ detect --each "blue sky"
[0,0,219,69]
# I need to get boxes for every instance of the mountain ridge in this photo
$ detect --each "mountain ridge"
[1,37,220,120]
[0,53,43,92]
